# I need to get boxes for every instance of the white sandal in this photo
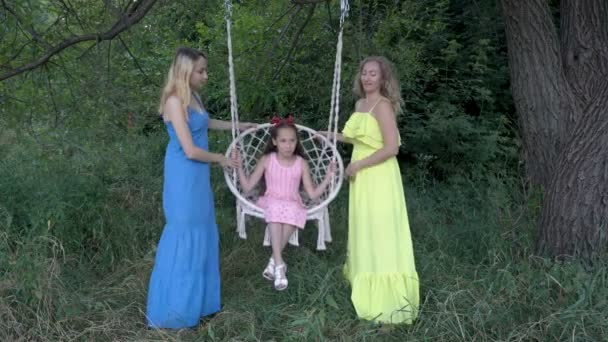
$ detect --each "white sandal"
[262,257,275,281]
[274,263,288,291]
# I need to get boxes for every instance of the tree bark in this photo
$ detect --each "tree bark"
[500,0,578,189]
[536,86,608,259]
[501,0,608,258]
[560,0,608,108]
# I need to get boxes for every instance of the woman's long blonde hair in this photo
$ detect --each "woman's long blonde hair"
[159,47,207,120]
[353,56,404,115]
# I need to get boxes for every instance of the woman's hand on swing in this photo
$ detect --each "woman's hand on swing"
[220,152,239,169]
[231,149,243,168]
[316,131,342,142]
[315,131,329,139]
[345,161,362,180]
[328,161,337,176]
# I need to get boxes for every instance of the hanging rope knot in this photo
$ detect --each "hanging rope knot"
[224,0,233,20]
[339,0,350,26]
[270,115,295,127]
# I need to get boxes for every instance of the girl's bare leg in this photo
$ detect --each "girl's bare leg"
[280,224,297,249]
[268,222,284,266]
[269,222,290,290]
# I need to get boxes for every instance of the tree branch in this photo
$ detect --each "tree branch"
[272,4,317,80]
[0,41,32,70]
[104,0,125,18]
[256,4,302,79]
[0,0,159,82]
[118,35,155,85]
[325,0,333,31]
[267,3,298,30]
[1,0,51,48]
[57,0,86,31]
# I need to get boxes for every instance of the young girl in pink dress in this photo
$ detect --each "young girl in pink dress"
[235,116,335,291]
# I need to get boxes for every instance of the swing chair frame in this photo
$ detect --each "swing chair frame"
[222,0,350,250]
[224,123,344,250]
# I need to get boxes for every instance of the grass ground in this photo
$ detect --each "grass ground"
[1,132,607,341]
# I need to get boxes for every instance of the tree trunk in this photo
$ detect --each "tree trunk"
[500,0,578,188]
[537,86,608,259]
[500,0,608,258]
[560,0,608,108]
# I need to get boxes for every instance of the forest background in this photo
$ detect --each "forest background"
[1,0,607,340]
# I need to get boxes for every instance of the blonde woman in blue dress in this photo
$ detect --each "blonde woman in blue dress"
[147,47,255,329]
[322,56,419,324]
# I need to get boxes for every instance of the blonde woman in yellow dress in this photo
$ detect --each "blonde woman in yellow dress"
[322,56,419,324]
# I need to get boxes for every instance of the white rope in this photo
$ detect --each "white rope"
[225,0,348,150]
[225,0,239,141]
[222,1,349,247]
[224,0,348,182]
[328,28,343,148]
[339,0,350,26]
[327,0,349,157]
[225,0,240,184]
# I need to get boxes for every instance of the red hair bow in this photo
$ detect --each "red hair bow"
[270,115,295,126]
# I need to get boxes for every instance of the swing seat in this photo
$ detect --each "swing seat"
[224,123,344,250]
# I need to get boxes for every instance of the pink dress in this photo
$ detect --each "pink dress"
[256,153,307,229]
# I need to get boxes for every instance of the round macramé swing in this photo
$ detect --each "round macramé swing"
[222,0,349,250]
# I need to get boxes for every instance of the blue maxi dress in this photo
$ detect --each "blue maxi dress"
[146,99,220,329]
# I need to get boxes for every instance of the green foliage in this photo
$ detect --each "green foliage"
[2,0,515,178]
[196,0,353,128]
[360,0,515,177]
[4,1,595,341]
[0,129,165,269]
[2,152,608,340]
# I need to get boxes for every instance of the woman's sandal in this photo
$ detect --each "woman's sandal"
[262,257,275,281]
[274,264,288,291]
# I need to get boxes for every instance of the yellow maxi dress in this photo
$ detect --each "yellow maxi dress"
[342,111,419,324]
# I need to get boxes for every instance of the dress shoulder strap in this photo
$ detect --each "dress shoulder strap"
[368,97,385,113]
[267,152,276,165]
[192,93,204,109]
[296,156,305,170]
